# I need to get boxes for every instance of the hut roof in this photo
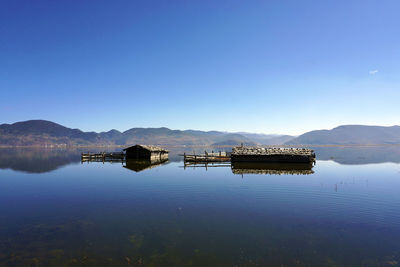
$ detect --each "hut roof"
[123,144,168,153]
[232,146,314,156]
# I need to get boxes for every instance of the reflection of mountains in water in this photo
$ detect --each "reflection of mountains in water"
[3,146,400,174]
[123,159,169,172]
[0,148,81,173]
[313,146,400,165]
[231,162,314,175]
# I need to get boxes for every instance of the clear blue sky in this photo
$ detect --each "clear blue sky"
[1,0,399,135]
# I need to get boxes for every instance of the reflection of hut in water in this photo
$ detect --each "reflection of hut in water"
[231,162,314,175]
[123,159,168,172]
[123,145,168,160]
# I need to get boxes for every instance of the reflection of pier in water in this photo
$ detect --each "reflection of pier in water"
[231,162,314,175]
[123,159,168,172]
[182,161,231,170]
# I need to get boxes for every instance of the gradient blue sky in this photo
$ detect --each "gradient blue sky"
[1,0,399,135]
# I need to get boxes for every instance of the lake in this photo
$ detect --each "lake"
[0,147,400,266]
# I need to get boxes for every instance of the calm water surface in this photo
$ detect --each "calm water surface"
[1,147,400,266]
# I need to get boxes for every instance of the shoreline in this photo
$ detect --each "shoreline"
[2,144,400,149]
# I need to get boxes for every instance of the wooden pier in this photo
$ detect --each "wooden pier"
[182,151,231,163]
[81,152,125,162]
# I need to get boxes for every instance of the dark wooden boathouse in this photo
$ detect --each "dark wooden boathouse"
[231,146,315,163]
[123,145,169,160]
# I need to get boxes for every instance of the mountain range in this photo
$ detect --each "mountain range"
[1,120,400,147]
[286,125,400,145]
[0,120,289,147]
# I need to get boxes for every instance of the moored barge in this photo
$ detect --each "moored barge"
[231,146,315,163]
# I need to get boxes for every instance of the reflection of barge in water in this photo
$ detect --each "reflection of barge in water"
[231,162,314,175]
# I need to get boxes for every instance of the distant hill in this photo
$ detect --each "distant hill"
[0,120,101,146]
[0,120,257,147]
[237,133,294,145]
[286,125,400,145]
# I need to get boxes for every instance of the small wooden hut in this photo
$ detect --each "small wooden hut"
[123,145,169,160]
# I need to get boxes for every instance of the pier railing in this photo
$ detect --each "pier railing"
[182,151,231,163]
[81,152,125,162]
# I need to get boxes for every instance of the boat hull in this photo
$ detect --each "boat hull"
[231,154,315,163]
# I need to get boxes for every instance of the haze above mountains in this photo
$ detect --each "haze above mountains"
[1,120,400,147]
